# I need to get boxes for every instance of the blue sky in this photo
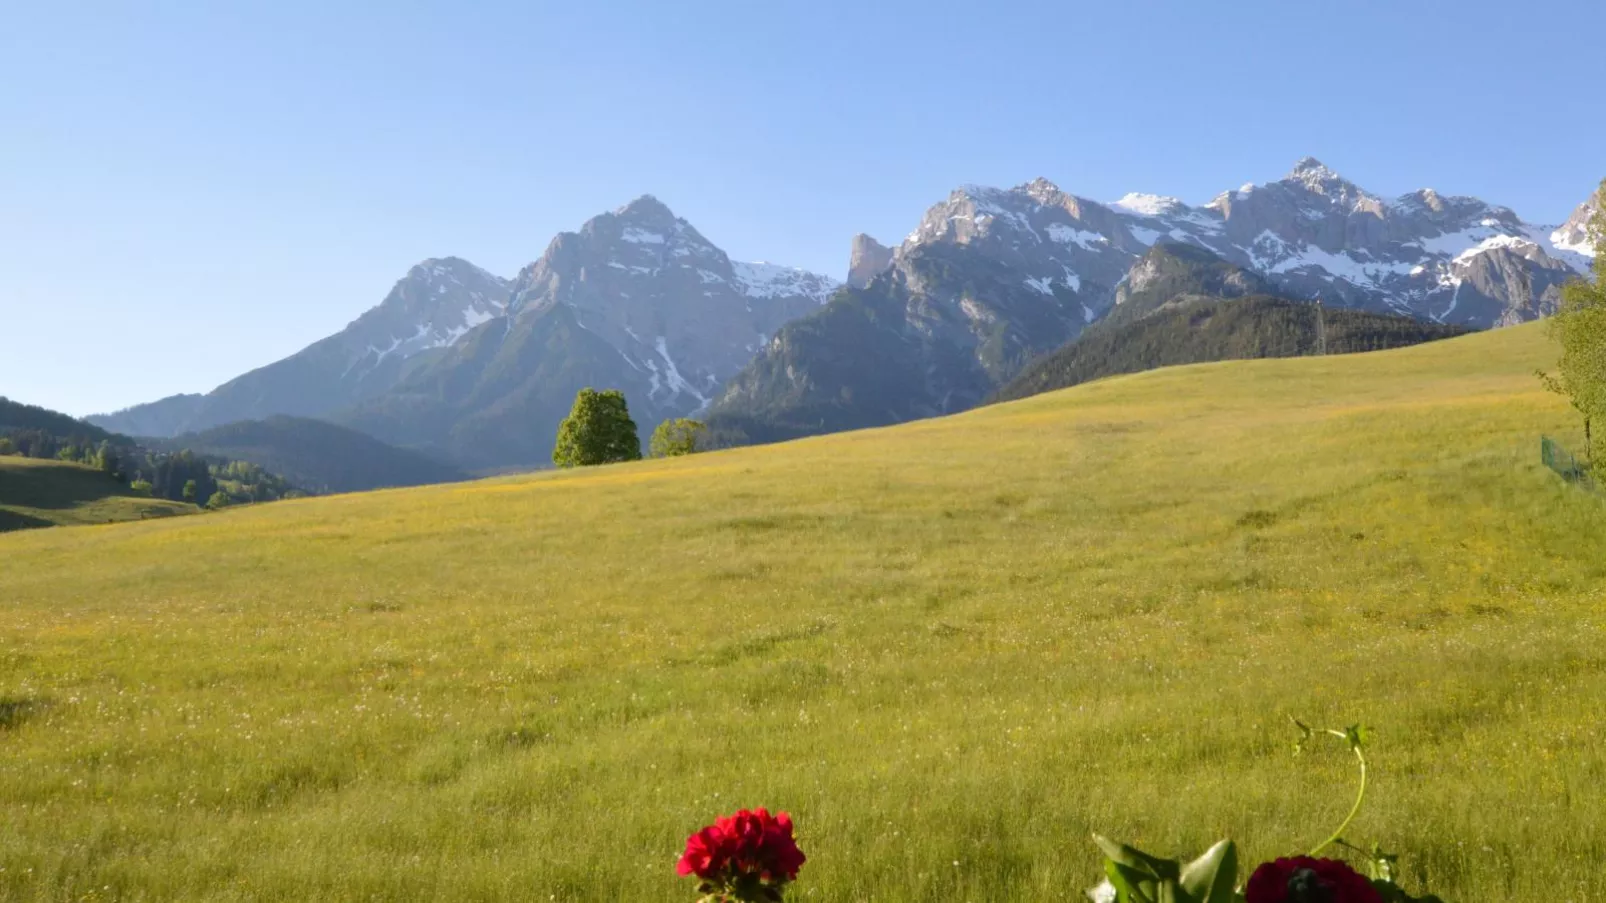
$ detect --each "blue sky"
[3,0,1604,416]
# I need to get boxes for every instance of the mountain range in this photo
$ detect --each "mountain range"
[91,160,1600,467]
[991,243,1471,404]
[704,160,1598,442]
[93,198,837,468]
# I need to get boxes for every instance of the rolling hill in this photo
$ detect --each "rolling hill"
[0,323,1602,900]
[0,456,194,531]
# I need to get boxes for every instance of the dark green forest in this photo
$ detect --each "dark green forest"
[993,295,1472,403]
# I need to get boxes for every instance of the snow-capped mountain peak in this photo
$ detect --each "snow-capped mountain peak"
[890,158,1599,330]
[342,257,511,376]
[1551,190,1601,259]
[1111,193,1186,217]
[732,261,840,303]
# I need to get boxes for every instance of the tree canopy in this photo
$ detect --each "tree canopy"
[1540,180,1606,467]
[553,389,642,468]
[649,418,708,458]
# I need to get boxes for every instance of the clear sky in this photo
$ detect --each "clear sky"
[4,0,1604,416]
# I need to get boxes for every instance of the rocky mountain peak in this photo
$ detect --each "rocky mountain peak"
[1288,156,1332,177]
[1109,193,1187,217]
[1021,177,1063,204]
[847,234,895,289]
[615,193,676,219]
[1282,156,1369,205]
[404,256,502,287]
[1552,188,1602,258]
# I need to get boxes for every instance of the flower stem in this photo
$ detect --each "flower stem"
[1307,729,1367,857]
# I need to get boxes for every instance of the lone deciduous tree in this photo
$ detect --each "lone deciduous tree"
[649,418,708,458]
[1539,180,1606,469]
[553,388,642,468]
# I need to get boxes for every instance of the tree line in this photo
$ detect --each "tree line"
[0,427,302,509]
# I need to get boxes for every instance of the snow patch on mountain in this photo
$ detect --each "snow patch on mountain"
[621,227,666,244]
[1046,223,1107,250]
[1111,193,1185,216]
[732,261,840,303]
[653,337,707,404]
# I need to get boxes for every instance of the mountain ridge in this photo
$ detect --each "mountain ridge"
[705,160,1599,446]
[90,196,840,470]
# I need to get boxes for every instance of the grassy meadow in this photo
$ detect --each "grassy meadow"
[2,323,1603,901]
[0,457,194,533]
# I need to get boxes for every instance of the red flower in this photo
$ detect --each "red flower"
[1246,857,1382,903]
[677,824,736,880]
[677,808,806,895]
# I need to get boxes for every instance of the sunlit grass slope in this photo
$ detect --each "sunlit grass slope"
[2,323,1603,902]
[0,457,194,532]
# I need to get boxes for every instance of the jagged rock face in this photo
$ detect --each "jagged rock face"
[711,162,1600,447]
[864,158,1592,332]
[1106,242,1272,327]
[339,258,511,376]
[90,258,511,437]
[91,199,837,470]
[1168,158,1589,324]
[1551,188,1602,258]
[506,196,835,412]
[333,197,839,469]
[847,234,894,289]
[896,178,1151,326]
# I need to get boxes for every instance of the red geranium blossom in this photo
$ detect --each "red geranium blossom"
[677,808,805,901]
[1246,857,1383,903]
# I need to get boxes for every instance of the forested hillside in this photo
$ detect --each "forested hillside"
[994,295,1472,403]
[1,397,299,509]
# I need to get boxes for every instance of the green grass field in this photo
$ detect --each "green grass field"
[2,323,1602,902]
[0,457,194,533]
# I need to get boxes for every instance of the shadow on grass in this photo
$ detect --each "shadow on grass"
[0,696,49,730]
[0,509,53,533]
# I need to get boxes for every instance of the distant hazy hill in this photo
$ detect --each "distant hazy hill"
[160,416,468,494]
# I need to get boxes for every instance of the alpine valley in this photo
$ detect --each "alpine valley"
[92,160,1600,467]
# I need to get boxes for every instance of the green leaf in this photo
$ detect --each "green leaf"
[1179,840,1238,903]
[1344,724,1370,751]
[1104,859,1160,903]
[1092,835,1181,881]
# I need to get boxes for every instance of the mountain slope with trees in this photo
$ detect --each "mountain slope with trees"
[2,398,333,516]
[159,416,469,494]
[994,295,1471,403]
